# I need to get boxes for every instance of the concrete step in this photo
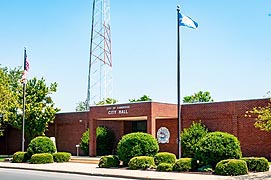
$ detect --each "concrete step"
[70,156,100,164]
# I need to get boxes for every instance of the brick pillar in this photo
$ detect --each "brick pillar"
[231,102,238,137]
[89,118,97,157]
[147,116,156,137]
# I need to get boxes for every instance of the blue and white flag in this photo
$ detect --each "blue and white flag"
[179,12,198,29]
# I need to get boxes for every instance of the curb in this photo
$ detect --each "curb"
[0,165,165,180]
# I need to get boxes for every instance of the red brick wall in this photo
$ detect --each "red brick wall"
[156,119,178,155]
[1,99,271,160]
[0,126,21,155]
[152,102,177,117]
[48,112,89,155]
[181,99,271,159]
[97,120,124,152]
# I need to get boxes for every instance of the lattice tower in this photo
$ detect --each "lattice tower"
[86,0,112,107]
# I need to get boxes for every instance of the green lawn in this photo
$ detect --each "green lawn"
[0,155,12,162]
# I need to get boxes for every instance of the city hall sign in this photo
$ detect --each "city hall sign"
[107,105,130,115]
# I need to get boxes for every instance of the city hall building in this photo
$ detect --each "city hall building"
[1,98,271,159]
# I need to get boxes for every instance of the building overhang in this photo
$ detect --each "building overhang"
[96,116,147,121]
[155,116,177,120]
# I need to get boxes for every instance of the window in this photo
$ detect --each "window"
[132,121,147,133]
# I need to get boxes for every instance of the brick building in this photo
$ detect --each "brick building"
[0,98,271,159]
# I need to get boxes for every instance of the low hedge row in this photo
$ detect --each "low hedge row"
[98,155,194,172]
[12,151,71,164]
[53,152,71,163]
[157,163,174,172]
[173,158,193,172]
[241,157,269,172]
[154,152,176,165]
[12,152,28,163]
[214,157,270,176]
[99,154,270,176]
[128,156,155,170]
[215,159,248,176]
[98,155,120,168]
[30,153,54,164]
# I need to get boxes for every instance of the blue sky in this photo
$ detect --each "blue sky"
[1,0,271,112]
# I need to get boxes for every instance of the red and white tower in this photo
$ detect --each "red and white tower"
[87,0,113,107]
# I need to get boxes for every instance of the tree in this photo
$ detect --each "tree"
[129,95,152,102]
[0,67,19,135]
[76,98,118,111]
[96,98,117,105]
[1,66,60,139]
[246,101,271,131]
[76,100,88,112]
[183,91,213,103]
[8,77,60,139]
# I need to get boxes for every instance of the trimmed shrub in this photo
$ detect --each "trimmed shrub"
[117,132,159,166]
[241,157,269,172]
[80,127,116,156]
[215,159,248,176]
[12,152,28,163]
[195,132,242,167]
[181,121,208,158]
[53,152,71,163]
[27,136,56,157]
[80,128,89,155]
[98,155,120,168]
[154,152,176,165]
[30,153,54,164]
[157,163,173,172]
[173,158,192,172]
[97,126,116,156]
[128,156,155,170]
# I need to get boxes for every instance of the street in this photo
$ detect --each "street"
[0,168,135,180]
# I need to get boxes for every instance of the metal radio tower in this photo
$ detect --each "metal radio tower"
[86,0,113,107]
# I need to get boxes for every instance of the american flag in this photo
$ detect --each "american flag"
[21,49,29,83]
[25,53,29,71]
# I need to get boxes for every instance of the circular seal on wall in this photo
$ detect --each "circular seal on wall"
[157,127,170,143]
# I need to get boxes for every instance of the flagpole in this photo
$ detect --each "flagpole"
[22,47,26,152]
[177,5,182,159]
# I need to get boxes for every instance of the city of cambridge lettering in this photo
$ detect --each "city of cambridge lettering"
[107,105,130,115]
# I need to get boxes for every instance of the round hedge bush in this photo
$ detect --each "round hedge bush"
[157,163,174,172]
[117,132,159,166]
[173,158,192,172]
[128,156,155,170]
[12,152,28,163]
[241,157,269,172]
[195,132,242,167]
[27,136,56,157]
[154,152,176,165]
[30,153,54,164]
[215,159,248,176]
[98,155,120,168]
[181,121,208,158]
[80,127,116,156]
[53,152,71,163]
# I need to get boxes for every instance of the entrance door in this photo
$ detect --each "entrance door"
[132,120,147,133]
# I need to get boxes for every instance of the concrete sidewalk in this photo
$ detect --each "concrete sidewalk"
[0,161,270,180]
